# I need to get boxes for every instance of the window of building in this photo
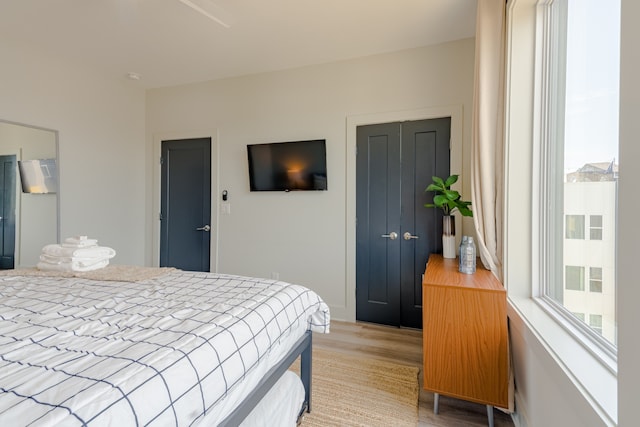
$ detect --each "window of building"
[565,215,585,239]
[573,312,585,322]
[589,267,603,293]
[590,215,603,240]
[541,0,619,348]
[565,266,585,291]
[590,314,603,335]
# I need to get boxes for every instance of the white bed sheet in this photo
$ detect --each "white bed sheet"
[196,313,310,425]
[0,270,330,426]
[239,371,304,427]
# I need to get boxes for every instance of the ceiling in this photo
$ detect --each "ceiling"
[0,0,477,89]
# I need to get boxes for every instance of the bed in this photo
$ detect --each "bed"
[0,267,330,426]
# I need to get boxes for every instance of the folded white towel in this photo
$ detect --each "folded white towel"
[41,244,116,259]
[39,254,111,269]
[37,259,110,272]
[63,236,98,248]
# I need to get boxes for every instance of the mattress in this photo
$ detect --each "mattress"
[0,269,330,425]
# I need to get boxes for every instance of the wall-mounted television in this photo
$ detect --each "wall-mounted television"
[247,139,328,191]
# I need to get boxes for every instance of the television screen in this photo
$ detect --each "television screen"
[247,139,328,191]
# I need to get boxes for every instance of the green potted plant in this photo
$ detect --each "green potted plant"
[424,175,473,258]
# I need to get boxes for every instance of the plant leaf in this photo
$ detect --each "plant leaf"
[444,174,458,187]
[433,194,448,207]
[432,176,445,187]
[458,205,473,217]
[424,175,472,218]
[443,189,460,200]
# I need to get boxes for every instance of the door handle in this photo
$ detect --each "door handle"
[196,225,211,232]
[381,232,398,240]
[403,232,419,240]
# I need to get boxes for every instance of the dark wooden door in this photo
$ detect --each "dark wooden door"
[0,155,16,269]
[160,138,211,271]
[356,118,450,328]
[356,123,402,326]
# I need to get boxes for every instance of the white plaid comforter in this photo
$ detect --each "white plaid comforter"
[0,271,330,426]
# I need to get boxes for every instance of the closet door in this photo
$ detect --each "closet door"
[356,118,450,328]
[399,118,450,328]
[356,123,402,326]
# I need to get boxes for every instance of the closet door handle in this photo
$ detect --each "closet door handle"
[381,232,398,240]
[403,232,419,240]
[196,225,211,232]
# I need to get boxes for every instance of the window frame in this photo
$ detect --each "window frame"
[533,0,618,360]
[504,0,618,423]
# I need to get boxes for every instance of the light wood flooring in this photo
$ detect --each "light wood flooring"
[313,320,515,427]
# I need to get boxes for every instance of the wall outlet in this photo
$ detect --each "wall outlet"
[271,272,279,280]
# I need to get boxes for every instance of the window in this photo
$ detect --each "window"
[565,215,585,239]
[565,266,584,291]
[589,267,602,293]
[573,312,585,322]
[504,0,621,422]
[541,0,619,348]
[589,314,603,335]
[590,215,603,240]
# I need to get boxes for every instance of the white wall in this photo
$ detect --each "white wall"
[146,39,476,320]
[0,38,147,265]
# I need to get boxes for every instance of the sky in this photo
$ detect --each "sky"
[563,0,621,172]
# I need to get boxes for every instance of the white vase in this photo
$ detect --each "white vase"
[442,235,456,258]
[442,215,456,259]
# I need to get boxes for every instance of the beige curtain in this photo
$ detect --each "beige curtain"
[471,0,506,281]
[471,2,514,414]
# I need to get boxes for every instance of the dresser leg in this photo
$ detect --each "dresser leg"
[486,405,494,427]
[433,392,440,415]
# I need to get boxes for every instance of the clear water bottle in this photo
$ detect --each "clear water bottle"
[460,236,476,274]
[458,236,468,273]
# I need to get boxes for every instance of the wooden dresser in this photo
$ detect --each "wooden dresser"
[422,254,509,416]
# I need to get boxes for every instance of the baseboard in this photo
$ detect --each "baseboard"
[510,391,529,427]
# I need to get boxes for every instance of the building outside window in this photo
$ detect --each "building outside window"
[543,0,619,347]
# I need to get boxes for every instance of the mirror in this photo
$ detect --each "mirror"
[0,120,59,269]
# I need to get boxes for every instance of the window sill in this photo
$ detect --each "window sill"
[508,295,617,425]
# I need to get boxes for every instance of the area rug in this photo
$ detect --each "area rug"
[291,348,420,427]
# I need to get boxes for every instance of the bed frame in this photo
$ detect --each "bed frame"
[218,330,313,426]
